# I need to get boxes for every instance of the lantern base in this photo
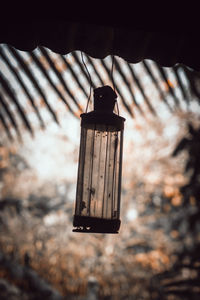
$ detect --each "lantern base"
[73,215,121,234]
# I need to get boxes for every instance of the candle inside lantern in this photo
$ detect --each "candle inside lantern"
[73,86,125,233]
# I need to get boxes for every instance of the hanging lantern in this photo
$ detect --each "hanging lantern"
[73,86,125,233]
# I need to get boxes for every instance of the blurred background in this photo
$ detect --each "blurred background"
[0,45,200,299]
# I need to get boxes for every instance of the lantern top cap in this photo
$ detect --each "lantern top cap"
[94,85,117,99]
[94,85,117,112]
[81,85,125,130]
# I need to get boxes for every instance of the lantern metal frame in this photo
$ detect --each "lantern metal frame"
[73,86,125,233]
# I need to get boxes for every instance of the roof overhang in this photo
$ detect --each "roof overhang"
[0,5,200,70]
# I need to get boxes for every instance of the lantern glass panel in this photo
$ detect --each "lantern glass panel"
[73,123,123,233]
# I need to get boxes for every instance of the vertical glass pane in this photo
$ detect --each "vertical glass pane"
[75,127,87,215]
[75,125,123,223]
[90,129,106,217]
[81,127,95,216]
[113,130,123,219]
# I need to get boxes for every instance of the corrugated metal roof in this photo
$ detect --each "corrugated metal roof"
[1,18,200,71]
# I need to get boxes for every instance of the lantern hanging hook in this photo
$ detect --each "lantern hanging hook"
[111,55,119,115]
[111,55,116,93]
[81,51,119,115]
[81,51,92,113]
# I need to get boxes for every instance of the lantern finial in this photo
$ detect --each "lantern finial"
[94,86,117,112]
